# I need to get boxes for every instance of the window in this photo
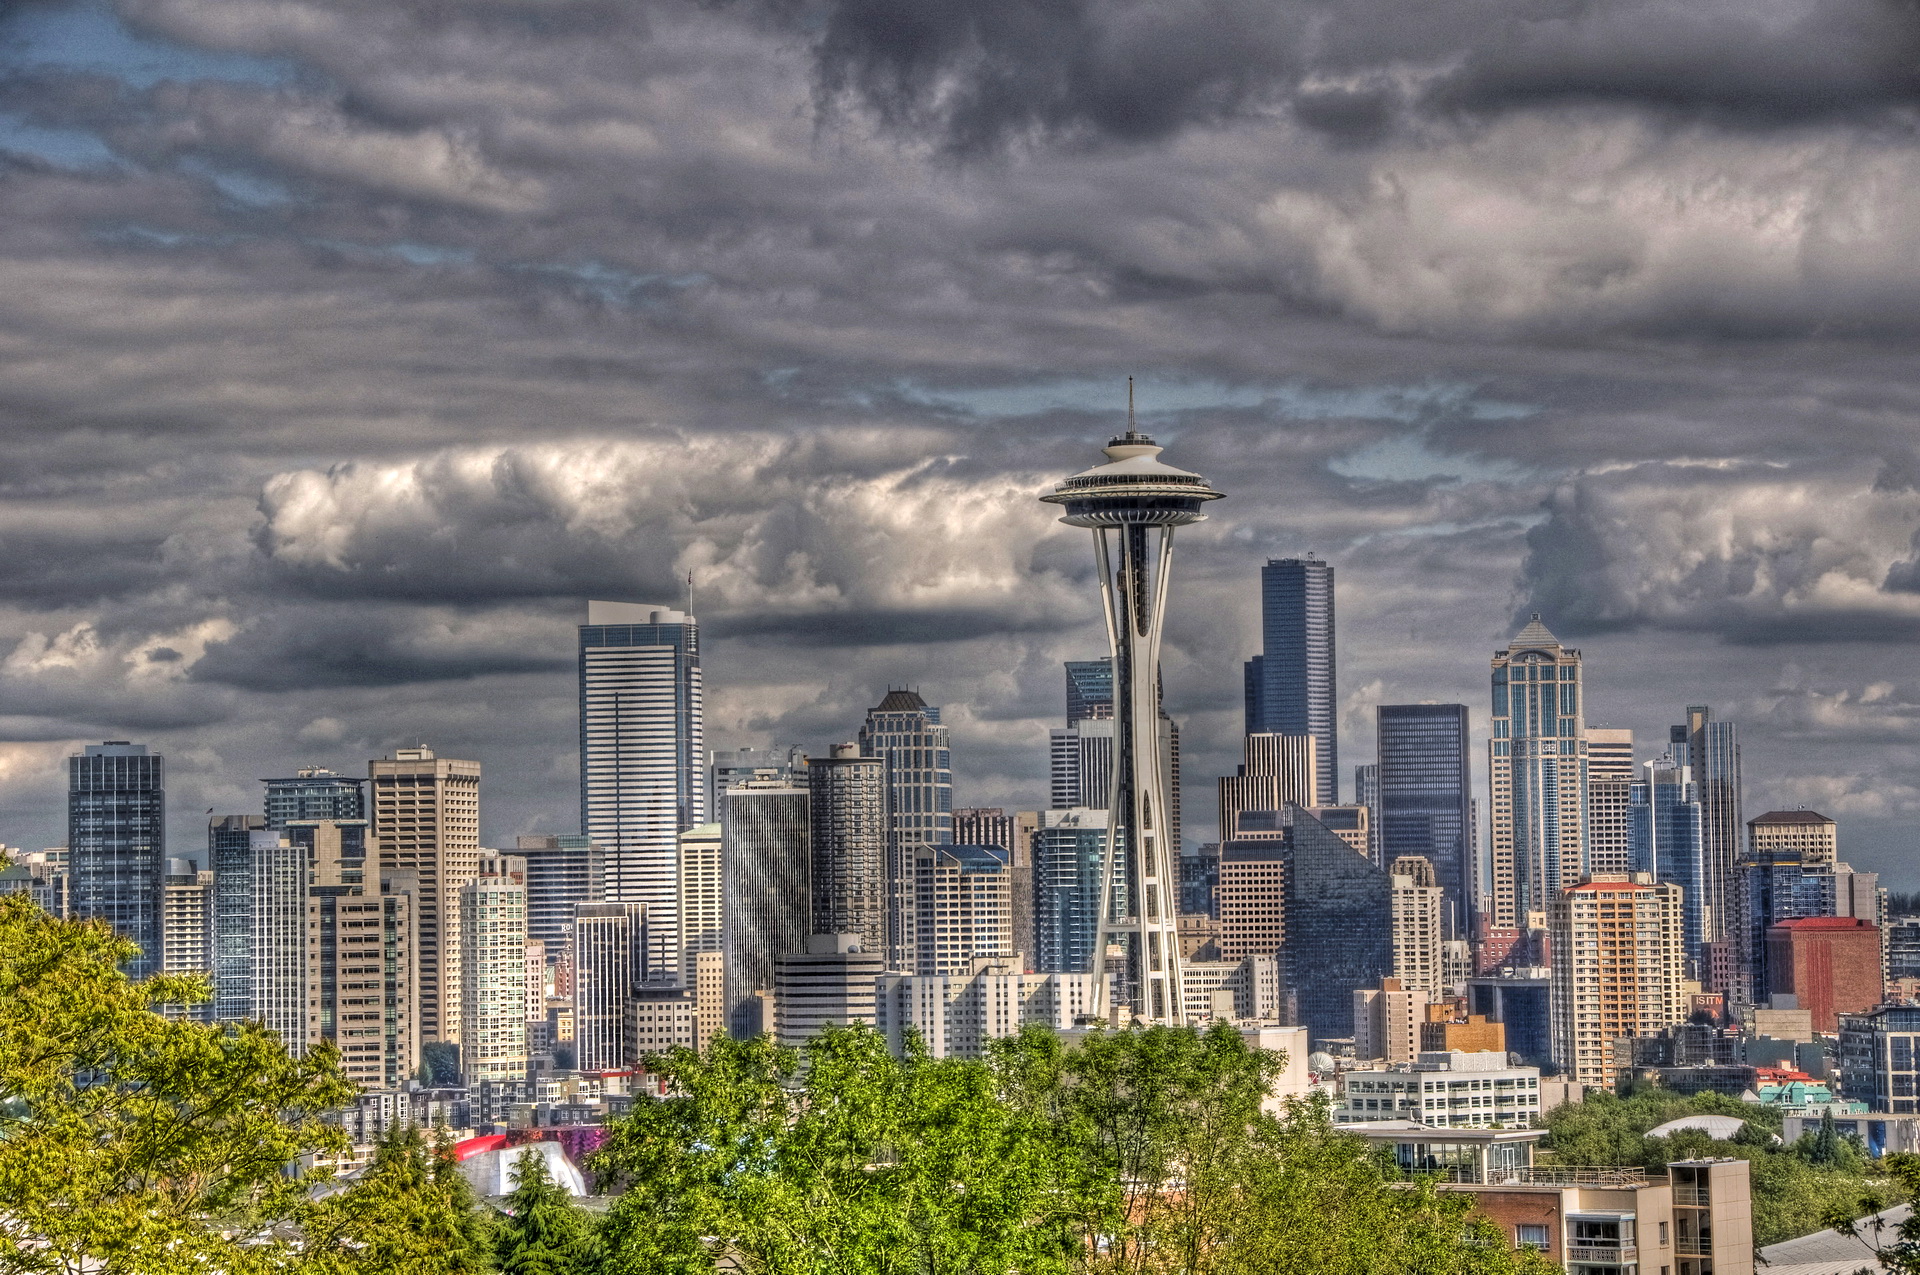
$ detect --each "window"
[1515,1225,1549,1250]
[1659,1222,1669,1245]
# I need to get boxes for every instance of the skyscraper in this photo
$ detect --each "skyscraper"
[1065,659,1114,725]
[721,778,811,1036]
[808,744,889,955]
[1674,707,1742,944]
[859,690,952,969]
[1217,734,1317,841]
[69,742,166,979]
[675,823,723,978]
[1353,763,1381,863]
[1032,808,1108,975]
[579,601,705,984]
[162,859,214,1021]
[460,854,529,1083]
[1630,756,1707,973]
[1584,729,1636,875]
[573,903,644,1072]
[1389,856,1444,994]
[1487,615,1588,930]
[1375,704,1474,935]
[1549,874,1686,1087]
[1245,558,1337,805]
[1042,407,1222,1024]
[914,845,1014,976]
[370,746,480,1045]
[290,819,419,1089]
[1283,809,1394,1043]
[208,813,265,1021]
[514,834,603,956]
[263,767,365,828]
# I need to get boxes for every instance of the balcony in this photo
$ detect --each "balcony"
[1478,1166,1649,1187]
[1676,1236,1712,1256]
[1566,1245,1636,1264]
[1672,1185,1711,1207]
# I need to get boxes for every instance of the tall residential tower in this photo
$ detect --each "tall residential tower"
[69,742,166,980]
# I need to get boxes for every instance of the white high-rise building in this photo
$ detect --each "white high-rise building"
[460,855,529,1084]
[676,822,723,978]
[579,602,705,985]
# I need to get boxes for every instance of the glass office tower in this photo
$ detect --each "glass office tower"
[1245,558,1338,805]
[69,742,166,979]
[1376,704,1474,937]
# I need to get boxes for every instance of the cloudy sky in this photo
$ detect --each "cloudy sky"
[2,0,1919,886]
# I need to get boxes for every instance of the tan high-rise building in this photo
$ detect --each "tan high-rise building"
[1488,616,1589,929]
[1219,841,1288,962]
[1585,728,1635,875]
[1390,856,1445,994]
[370,747,480,1046]
[913,845,1013,977]
[1353,976,1427,1064]
[162,860,213,1020]
[676,822,723,980]
[1308,805,1372,858]
[1748,809,1837,866]
[691,948,726,1050]
[1218,734,1318,840]
[1549,874,1687,1087]
[297,820,419,1091]
[460,854,529,1084]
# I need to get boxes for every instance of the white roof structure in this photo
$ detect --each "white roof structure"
[1647,1113,1747,1140]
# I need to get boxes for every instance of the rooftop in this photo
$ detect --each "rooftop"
[1749,809,1835,825]
[1508,613,1562,650]
[874,689,929,712]
[1770,916,1876,932]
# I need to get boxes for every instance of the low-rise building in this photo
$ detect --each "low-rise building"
[1337,1050,1541,1129]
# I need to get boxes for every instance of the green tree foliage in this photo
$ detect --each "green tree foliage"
[0,892,355,1275]
[593,1021,1552,1275]
[1539,1085,1893,1246]
[593,1024,1076,1275]
[303,1122,496,1274]
[495,1147,599,1275]
[1834,1151,1920,1272]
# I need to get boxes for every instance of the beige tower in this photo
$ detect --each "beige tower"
[460,854,529,1084]
[1748,809,1837,865]
[1585,729,1635,875]
[1487,616,1589,929]
[1389,856,1445,994]
[370,747,481,1046]
[1218,734,1318,841]
[1549,873,1686,1086]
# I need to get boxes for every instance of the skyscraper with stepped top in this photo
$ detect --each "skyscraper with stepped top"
[1042,389,1222,1025]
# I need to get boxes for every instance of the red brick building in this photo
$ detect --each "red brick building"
[1766,917,1882,1032]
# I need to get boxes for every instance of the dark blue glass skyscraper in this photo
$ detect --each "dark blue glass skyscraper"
[1631,757,1707,973]
[1376,703,1474,937]
[1065,659,1113,725]
[263,767,364,829]
[1245,558,1337,805]
[69,742,166,979]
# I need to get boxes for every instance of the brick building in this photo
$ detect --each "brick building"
[1765,916,1882,1033]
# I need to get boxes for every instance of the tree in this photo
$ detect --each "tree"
[495,1147,598,1275]
[1832,1152,1920,1272]
[303,1122,495,1274]
[0,892,355,1275]
[592,1024,1078,1275]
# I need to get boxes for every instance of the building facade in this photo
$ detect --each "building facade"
[1488,617,1588,931]
[209,814,267,1021]
[69,742,166,980]
[573,903,645,1072]
[675,822,723,979]
[808,745,889,955]
[1630,756,1708,972]
[1033,807,1108,975]
[1245,557,1338,806]
[1218,733,1319,841]
[1338,1050,1542,1129]
[914,845,1013,976]
[162,860,214,1021]
[460,855,529,1083]
[579,601,704,986]
[1674,707,1742,946]
[1376,704,1474,936]
[514,833,602,957]
[1391,856,1446,995]
[1584,729,1636,876]
[859,690,952,969]
[369,746,480,1046]
[263,767,365,828]
[1549,875,1687,1087]
[721,779,811,1037]
[1765,917,1882,1033]
[773,933,887,1046]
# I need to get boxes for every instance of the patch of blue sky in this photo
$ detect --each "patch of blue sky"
[0,2,294,89]
[1329,431,1532,485]
[894,375,1537,425]
[306,237,477,266]
[512,258,709,310]
[176,157,293,207]
[0,112,120,168]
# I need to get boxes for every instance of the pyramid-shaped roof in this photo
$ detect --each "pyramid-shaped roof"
[875,689,928,712]
[1509,613,1561,650]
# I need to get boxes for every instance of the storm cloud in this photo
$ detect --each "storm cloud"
[0,0,1919,881]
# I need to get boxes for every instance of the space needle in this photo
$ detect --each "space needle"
[1042,382,1222,1026]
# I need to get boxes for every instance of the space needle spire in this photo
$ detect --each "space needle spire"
[1041,382,1222,1025]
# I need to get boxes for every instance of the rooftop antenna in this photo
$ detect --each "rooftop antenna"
[686,570,693,614]
[1127,375,1139,438]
